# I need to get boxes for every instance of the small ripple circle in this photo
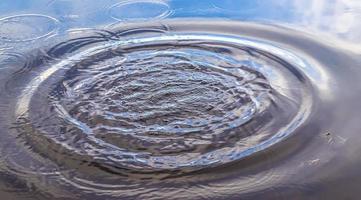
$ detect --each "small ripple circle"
[0,14,59,42]
[109,0,171,21]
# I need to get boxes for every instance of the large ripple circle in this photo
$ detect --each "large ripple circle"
[15,33,311,172]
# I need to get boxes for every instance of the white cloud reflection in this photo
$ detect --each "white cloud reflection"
[291,0,361,50]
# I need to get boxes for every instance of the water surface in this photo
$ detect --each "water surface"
[0,1,361,200]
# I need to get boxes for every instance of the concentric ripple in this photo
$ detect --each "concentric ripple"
[13,30,311,172]
[0,14,59,42]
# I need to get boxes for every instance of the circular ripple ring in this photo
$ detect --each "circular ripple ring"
[0,14,59,42]
[15,33,312,172]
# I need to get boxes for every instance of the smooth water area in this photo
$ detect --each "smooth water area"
[0,1,360,200]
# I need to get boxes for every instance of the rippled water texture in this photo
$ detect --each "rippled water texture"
[0,6,361,199]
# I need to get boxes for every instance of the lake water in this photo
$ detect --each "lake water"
[0,1,360,200]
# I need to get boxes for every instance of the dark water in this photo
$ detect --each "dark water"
[0,1,361,200]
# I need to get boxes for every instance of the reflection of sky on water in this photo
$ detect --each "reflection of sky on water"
[292,0,361,42]
[0,0,360,43]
